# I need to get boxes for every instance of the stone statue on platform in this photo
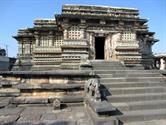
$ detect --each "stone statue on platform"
[85,78,101,102]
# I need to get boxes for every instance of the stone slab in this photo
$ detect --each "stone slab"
[0,115,19,125]
[0,92,20,97]
[17,83,84,90]
[40,113,57,121]
[11,97,49,104]
[85,98,117,116]
[0,107,23,115]
[18,113,41,122]
[21,106,53,115]
[0,70,92,77]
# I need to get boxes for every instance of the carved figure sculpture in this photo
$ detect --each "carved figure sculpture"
[85,78,101,101]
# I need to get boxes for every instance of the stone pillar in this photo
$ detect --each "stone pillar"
[105,34,111,60]
[63,29,68,40]
[18,42,22,55]
[165,58,166,70]
[25,43,30,54]
[160,58,165,70]
[80,28,85,39]
[22,43,24,54]
[35,35,39,47]
[49,31,54,46]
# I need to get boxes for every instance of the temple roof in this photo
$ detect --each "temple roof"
[62,4,139,19]
[154,53,166,58]
[63,4,138,11]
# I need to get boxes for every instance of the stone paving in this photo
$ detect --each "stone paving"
[0,97,92,125]
[124,120,166,125]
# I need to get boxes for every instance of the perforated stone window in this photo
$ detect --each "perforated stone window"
[40,36,49,46]
[121,32,136,41]
[68,26,81,40]
[54,36,63,47]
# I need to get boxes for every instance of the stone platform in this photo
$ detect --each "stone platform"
[0,97,92,125]
[0,61,166,125]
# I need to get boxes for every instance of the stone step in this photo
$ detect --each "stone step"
[94,70,160,74]
[100,77,165,83]
[0,80,19,88]
[103,82,166,88]
[11,95,84,104]
[0,97,11,108]
[117,109,166,123]
[108,86,166,95]
[123,120,166,125]
[92,64,124,67]
[107,93,166,103]
[0,88,20,97]
[98,73,162,78]
[112,100,166,112]
[98,74,113,78]
[93,67,125,70]
[17,83,84,90]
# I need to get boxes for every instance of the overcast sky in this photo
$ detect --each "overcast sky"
[0,0,165,57]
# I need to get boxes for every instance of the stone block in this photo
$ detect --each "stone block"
[49,77,69,84]
[28,78,49,84]
[11,97,48,104]
[85,98,117,116]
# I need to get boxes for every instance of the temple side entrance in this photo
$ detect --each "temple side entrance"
[95,37,105,60]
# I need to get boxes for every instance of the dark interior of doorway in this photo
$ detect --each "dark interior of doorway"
[95,37,105,59]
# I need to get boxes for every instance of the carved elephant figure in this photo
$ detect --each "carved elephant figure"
[85,78,101,101]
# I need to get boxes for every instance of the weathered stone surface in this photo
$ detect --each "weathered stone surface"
[11,97,48,104]
[20,107,53,115]
[0,88,20,97]
[40,113,57,121]
[0,97,11,108]
[0,107,23,115]
[18,113,41,122]
[17,83,84,90]
[0,115,19,125]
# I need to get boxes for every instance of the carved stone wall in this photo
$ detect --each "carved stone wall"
[13,5,158,70]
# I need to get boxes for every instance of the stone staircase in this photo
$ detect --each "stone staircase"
[91,60,166,124]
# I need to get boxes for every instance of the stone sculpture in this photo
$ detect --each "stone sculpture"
[85,78,101,101]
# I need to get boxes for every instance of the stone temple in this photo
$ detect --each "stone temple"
[0,4,166,125]
[13,4,158,71]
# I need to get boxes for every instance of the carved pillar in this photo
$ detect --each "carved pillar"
[92,33,96,60]
[80,19,86,39]
[18,42,22,55]
[62,25,70,41]
[22,42,24,55]
[29,42,32,54]
[49,31,54,46]
[80,28,85,39]
[35,35,40,47]
[105,34,111,60]
[25,43,30,54]
[63,29,67,40]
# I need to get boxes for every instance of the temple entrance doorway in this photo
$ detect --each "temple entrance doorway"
[95,37,105,59]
